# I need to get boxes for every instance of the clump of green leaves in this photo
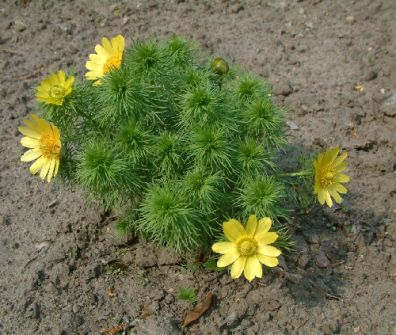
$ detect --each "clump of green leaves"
[178,288,197,304]
[41,35,302,253]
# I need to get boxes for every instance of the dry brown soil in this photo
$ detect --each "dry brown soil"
[1,0,395,334]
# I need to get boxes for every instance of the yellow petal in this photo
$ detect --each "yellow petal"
[335,162,347,173]
[21,137,39,149]
[101,37,112,53]
[329,189,342,204]
[112,35,125,51]
[21,149,42,162]
[255,232,278,245]
[31,114,51,132]
[39,160,51,180]
[324,147,339,165]
[212,242,236,254]
[29,156,46,174]
[244,256,262,281]
[54,159,60,176]
[86,60,102,71]
[47,159,56,182]
[57,70,66,84]
[333,152,347,167]
[223,219,245,242]
[257,244,281,257]
[335,174,350,183]
[255,217,272,236]
[23,118,43,133]
[318,189,327,205]
[65,76,75,90]
[325,192,333,207]
[230,256,246,279]
[217,249,240,267]
[18,126,40,139]
[85,71,100,81]
[334,183,347,194]
[95,44,109,58]
[245,214,257,235]
[257,254,279,267]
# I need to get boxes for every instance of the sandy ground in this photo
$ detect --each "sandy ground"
[1,0,395,334]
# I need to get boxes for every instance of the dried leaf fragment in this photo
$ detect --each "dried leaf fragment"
[183,293,214,327]
[100,323,129,335]
[107,287,116,299]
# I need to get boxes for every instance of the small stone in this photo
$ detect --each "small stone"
[363,70,377,81]
[14,19,27,32]
[346,15,355,24]
[230,4,244,13]
[274,80,293,97]
[135,246,157,268]
[48,200,59,208]
[305,21,314,29]
[315,251,330,268]
[298,8,305,14]
[122,17,129,25]
[286,120,299,130]
[298,253,310,268]
[226,300,248,327]
[1,215,11,226]
[152,289,165,301]
[72,304,79,314]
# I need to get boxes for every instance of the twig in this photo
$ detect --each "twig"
[0,48,24,55]
[17,67,44,80]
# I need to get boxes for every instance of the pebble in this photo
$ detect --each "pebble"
[305,21,314,29]
[72,304,79,314]
[122,17,129,25]
[346,15,355,24]
[48,200,59,208]
[1,215,11,226]
[14,19,27,32]
[274,80,293,97]
[286,120,299,130]
[135,246,157,268]
[315,251,330,268]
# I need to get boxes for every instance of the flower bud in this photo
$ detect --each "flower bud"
[210,57,229,75]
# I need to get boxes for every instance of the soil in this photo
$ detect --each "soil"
[1,0,395,334]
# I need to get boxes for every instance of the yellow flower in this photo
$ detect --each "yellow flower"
[36,70,74,106]
[19,115,61,182]
[314,147,350,207]
[85,35,125,84]
[212,215,281,282]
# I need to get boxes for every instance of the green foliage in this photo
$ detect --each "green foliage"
[138,181,210,251]
[178,288,197,304]
[42,36,300,253]
[237,175,286,219]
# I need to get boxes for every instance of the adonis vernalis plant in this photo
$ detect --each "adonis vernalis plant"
[18,35,350,281]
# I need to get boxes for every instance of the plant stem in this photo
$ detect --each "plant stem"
[71,103,98,128]
[277,170,311,178]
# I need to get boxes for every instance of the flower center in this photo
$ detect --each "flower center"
[40,133,61,158]
[320,169,335,187]
[49,85,65,99]
[237,238,257,256]
[103,55,121,74]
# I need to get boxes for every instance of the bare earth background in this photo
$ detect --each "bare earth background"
[1,0,395,334]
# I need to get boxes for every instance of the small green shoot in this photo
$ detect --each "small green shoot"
[178,288,197,304]
[137,274,149,286]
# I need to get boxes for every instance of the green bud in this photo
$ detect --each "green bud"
[210,57,229,75]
